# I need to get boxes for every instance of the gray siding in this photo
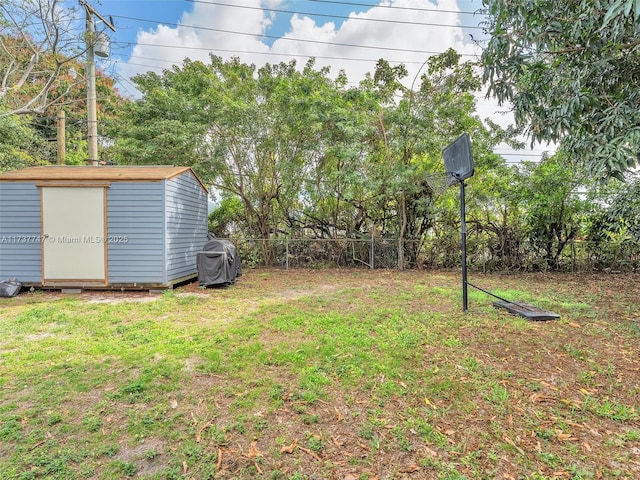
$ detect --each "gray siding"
[107,182,166,284]
[0,182,42,282]
[165,171,208,281]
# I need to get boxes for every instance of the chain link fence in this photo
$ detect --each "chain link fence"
[221,236,640,272]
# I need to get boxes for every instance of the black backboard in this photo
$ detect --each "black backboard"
[442,133,474,184]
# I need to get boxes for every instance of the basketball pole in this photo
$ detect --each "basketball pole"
[460,179,468,312]
[441,132,473,313]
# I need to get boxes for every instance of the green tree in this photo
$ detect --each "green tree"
[586,176,640,269]
[481,0,640,179]
[366,50,517,268]
[110,52,518,270]
[0,114,51,172]
[513,154,590,269]
[208,196,244,237]
[111,56,362,261]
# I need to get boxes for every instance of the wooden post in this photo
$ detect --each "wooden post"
[56,110,66,164]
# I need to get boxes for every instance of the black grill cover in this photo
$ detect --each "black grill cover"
[197,238,242,286]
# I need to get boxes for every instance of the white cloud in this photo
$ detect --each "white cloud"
[117,0,275,82]
[117,0,477,88]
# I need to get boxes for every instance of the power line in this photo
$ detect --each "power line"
[185,0,484,29]
[121,49,463,67]
[495,152,554,157]
[110,14,480,57]
[111,72,139,98]
[114,59,164,71]
[306,0,483,16]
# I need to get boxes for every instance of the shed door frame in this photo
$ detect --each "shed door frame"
[39,185,109,285]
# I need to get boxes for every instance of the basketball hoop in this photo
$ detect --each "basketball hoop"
[440,133,559,320]
[424,172,456,198]
[442,132,474,185]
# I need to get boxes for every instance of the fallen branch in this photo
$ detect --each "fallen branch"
[298,445,322,462]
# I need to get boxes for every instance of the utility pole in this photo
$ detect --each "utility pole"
[57,110,66,164]
[80,0,115,166]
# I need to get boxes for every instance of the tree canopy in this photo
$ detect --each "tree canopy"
[108,52,516,267]
[0,0,86,117]
[481,0,640,179]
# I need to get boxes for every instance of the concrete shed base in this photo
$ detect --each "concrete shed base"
[20,273,198,293]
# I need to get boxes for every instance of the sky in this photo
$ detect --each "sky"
[86,0,552,163]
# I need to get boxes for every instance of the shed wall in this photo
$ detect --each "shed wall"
[0,170,207,288]
[165,171,208,281]
[107,182,166,284]
[0,182,42,282]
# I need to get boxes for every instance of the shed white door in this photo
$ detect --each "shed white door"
[42,187,107,282]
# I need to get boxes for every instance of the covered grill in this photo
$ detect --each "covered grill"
[197,237,242,287]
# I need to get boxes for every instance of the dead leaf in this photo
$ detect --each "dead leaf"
[334,406,343,421]
[252,460,263,475]
[569,322,581,328]
[244,441,262,459]
[581,378,597,390]
[170,399,178,409]
[530,393,555,403]
[443,429,455,436]
[502,434,525,455]
[279,439,297,454]
[298,445,321,461]
[583,442,592,452]
[332,436,345,447]
[399,464,421,473]
[195,420,214,443]
[344,475,358,480]
[560,398,583,409]
[422,446,439,457]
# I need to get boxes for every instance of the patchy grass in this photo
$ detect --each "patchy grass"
[0,269,639,479]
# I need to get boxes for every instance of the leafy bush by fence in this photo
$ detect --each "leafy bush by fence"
[223,236,640,272]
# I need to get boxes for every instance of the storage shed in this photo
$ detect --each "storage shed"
[0,166,209,290]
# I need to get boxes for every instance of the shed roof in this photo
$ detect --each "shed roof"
[0,166,208,193]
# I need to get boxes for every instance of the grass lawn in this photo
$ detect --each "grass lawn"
[0,269,638,480]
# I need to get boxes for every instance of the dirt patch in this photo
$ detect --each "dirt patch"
[86,296,161,305]
[114,438,167,477]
